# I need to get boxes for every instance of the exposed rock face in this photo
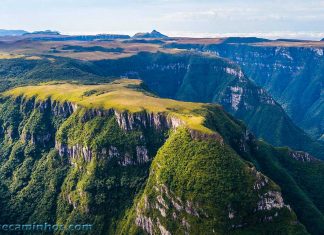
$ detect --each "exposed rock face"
[157,219,171,235]
[230,86,244,111]
[56,139,151,165]
[225,67,244,80]
[6,97,224,170]
[55,142,93,162]
[50,100,78,117]
[114,110,183,131]
[189,129,224,143]
[257,191,285,211]
[136,146,150,164]
[222,82,276,113]
[135,184,202,235]
[135,215,154,235]
[206,44,324,141]
[30,99,186,166]
[250,166,290,220]
[288,150,320,162]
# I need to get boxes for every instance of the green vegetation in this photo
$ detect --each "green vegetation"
[118,128,306,235]
[3,79,213,133]
[0,47,323,234]
[91,51,324,159]
[0,50,322,159]
[0,81,323,234]
[203,43,324,142]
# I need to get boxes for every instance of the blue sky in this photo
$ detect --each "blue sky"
[1,0,324,39]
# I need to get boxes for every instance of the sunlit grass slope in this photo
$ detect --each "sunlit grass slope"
[3,79,215,133]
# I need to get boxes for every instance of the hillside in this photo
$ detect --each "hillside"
[0,80,323,234]
[165,40,324,142]
[0,80,324,234]
[133,30,168,39]
[91,52,324,159]
[207,43,324,142]
[0,50,322,159]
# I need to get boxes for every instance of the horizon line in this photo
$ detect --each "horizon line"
[1,29,324,41]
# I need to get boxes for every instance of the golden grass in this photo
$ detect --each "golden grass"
[0,51,42,60]
[0,52,25,59]
[0,40,186,61]
[25,56,42,60]
[54,52,136,60]
[3,79,214,133]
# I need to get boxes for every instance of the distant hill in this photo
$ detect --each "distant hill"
[0,29,28,36]
[222,37,271,44]
[276,39,310,42]
[24,30,61,35]
[24,33,130,41]
[133,30,168,39]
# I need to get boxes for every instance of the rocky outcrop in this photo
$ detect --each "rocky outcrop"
[189,129,224,143]
[133,30,168,39]
[56,141,151,166]
[250,166,291,220]
[257,191,286,211]
[114,110,183,131]
[288,150,320,162]
[135,184,204,235]
[206,43,324,141]
[12,97,186,166]
[135,215,154,235]
[54,109,185,165]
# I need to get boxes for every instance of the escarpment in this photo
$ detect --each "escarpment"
[8,96,187,166]
[0,81,323,234]
[90,52,324,159]
[54,104,185,165]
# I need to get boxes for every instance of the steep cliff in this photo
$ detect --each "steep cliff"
[0,51,322,159]
[92,52,324,159]
[176,42,324,142]
[0,80,323,234]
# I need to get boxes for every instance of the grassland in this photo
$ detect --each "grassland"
[0,52,42,60]
[0,52,25,59]
[3,79,215,133]
[0,40,185,61]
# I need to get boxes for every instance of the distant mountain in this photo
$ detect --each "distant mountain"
[24,30,61,35]
[0,29,28,36]
[133,30,168,38]
[276,39,310,42]
[222,37,271,44]
[25,33,130,41]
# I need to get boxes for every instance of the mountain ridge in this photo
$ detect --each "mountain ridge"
[1,79,322,234]
[0,29,28,36]
[133,30,168,39]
